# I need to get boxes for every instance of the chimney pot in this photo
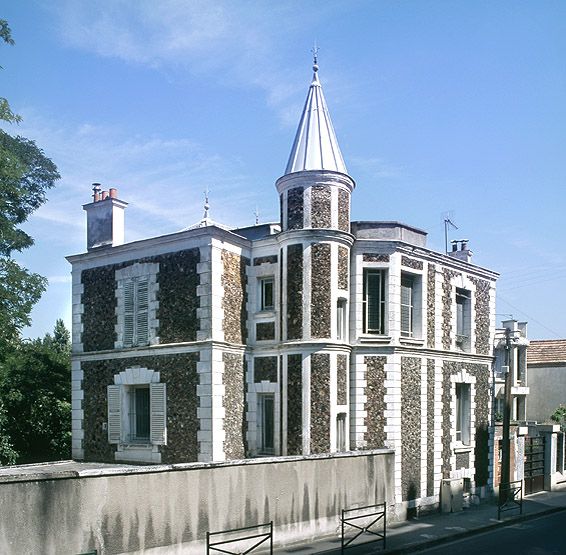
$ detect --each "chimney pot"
[109,188,118,199]
[101,191,109,201]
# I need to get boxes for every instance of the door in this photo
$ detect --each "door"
[524,436,545,495]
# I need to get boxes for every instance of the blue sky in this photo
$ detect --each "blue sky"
[2,0,566,340]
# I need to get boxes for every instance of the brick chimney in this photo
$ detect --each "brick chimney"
[83,183,128,250]
[448,239,473,263]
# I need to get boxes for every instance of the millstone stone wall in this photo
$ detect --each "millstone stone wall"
[82,353,199,463]
[310,353,330,454]
[286,244,303,340]
[310,243,331,338]
[81,248,200,352]
[287,354,303,455]
[221,250,249,345]
[222,352,246,459]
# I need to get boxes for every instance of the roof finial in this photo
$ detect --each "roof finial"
[311,42,319,73]
[203,187,210,221]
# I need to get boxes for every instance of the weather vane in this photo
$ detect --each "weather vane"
[311,42,319,70]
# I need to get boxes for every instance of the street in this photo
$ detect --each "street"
[419,510,566,555]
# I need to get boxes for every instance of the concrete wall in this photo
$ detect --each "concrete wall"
[527,365,566,423]
[0,450,394,555]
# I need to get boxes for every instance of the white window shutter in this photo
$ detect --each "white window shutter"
[123,281,135,346]
[150,383,167,445]
[136,279,149,345]
[107,385,122,444]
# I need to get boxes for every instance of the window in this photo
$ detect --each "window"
[456,383,471,445]
[337,298,347,340]
[336,413,347,452]
[259,277,274,311]
[129,386,150,442]
[115,262,158,350]
[124,277,149,346]
[363,269,386,334]
[455,288,471,351]
[107,368,166,448]
[257,394,275,454]
[400,275,414,337]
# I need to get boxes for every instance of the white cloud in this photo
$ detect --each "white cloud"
[50,0,350,125]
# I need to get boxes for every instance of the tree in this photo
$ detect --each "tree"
[551,404,566,432]
[0,320,71,464]
[0,20,60,350]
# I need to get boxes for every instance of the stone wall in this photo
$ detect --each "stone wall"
[426,359,436,497]
[253,255,278,266]
[286,244,303,340]
[427,264,436,348]
[338,190,350,232]
[337,354,348,405]
[223,352,246,460]
[157,249,200,343]
[222,250,249,345]
[287,354,303,455]
[338,246,349,290]
[469,276,491,355]
[0,451,395,555]
[401,357,422,502]
[310,243,331,338]
[401,256,423,270]
[82,353,199,464]
[287,187,304,230]
[310,354,330,454]
[364,356,387,448]
[363,253,389,262]
[254,357,278,382]
[310,185,331,228]
[82,265,117,352]
[81,248,200,352]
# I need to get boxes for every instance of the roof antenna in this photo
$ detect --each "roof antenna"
[254,206,260,225]
[443,212,458,253]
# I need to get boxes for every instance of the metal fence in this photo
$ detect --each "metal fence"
[341,502,386,553]
[498,480,523,520]
[207,522,273,555]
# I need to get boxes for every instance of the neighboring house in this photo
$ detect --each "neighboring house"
[68,61,499,512]
[527,339,566,423]
[492,321,531,489]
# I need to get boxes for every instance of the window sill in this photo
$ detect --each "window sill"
[255,310,276,318]
[454,445,473,454]
[399,337,425,346]
[359,335,391,344]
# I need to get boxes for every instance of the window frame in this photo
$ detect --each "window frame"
[455,288,471,351]
[259,276,275,312]
[257,393,275,455]
[455,382,471,445]
[337,298,347,341]
[400,274,414,338]
[363,269,386,335]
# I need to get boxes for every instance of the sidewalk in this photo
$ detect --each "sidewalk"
[278,487,566,554]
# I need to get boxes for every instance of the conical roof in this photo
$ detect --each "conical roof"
[284,63,347,175]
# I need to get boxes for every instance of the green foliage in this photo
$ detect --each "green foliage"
[551,404,566,431]
[0,320,71,464]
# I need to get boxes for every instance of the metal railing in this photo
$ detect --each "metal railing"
[341,502,386,553]
[206,522,273,555]
[498,480,523,520]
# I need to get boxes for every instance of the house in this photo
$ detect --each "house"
[526,339,566,490]
[68,60,499,512]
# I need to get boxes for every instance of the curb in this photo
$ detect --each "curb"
[313,505,566,554]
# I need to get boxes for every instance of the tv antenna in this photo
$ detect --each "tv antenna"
[443,215,458,254]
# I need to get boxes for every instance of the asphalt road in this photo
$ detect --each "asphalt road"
[419,509,566,555]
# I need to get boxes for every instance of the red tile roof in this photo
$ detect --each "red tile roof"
[528,339,566,365]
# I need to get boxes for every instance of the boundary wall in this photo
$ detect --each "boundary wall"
[0,450,394,554]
